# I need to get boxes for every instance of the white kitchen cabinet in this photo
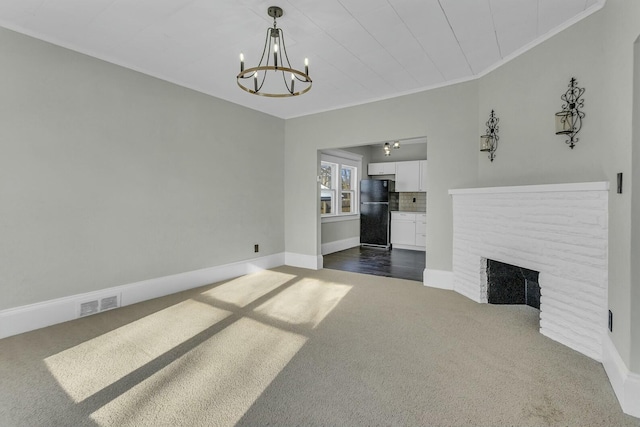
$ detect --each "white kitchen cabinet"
[391,212,426,251]
[391,216,416,246]
[419,160,427,191]
[395,160,421,191]
[368,162,396,176]
[415,214,426,248]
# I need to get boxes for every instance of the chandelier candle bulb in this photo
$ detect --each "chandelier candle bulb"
[291,73,295,93]
[305,58,309,77]
[273,44,278,68]
[240,53,244,72]
[254,72,258,92]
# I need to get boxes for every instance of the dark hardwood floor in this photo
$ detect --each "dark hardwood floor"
[322,246,425,282]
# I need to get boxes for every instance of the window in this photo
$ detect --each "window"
[320,162,335,215]
[340,165,356,213]
[320,151,361,219]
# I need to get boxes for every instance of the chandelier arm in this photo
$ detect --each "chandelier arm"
[279,29,294,69]
[256,28,271,68]
[280,31,310,83]
[257,68,268,93]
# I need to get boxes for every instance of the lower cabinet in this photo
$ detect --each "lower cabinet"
[390,212,426,251]
[391,216,416,245]
[415,214,426,247]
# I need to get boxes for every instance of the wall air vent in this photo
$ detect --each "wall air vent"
[79,300,99,317]
[77,293,121,318]
[100,295,119,311]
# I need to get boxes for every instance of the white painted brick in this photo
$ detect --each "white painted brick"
[451,184,608,361]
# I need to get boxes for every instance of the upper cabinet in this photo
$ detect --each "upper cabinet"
[396,161,421,191]
[419,160,427,192]
[368,160,427,192]
[368,162,396,176]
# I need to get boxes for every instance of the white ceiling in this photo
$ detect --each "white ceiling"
[0,0,604,119]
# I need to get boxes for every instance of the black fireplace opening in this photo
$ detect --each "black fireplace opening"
[486,260,540,309]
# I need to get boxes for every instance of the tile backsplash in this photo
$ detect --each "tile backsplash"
[398,192,426,212]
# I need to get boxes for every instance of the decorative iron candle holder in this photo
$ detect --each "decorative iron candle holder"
[480,110,499,162]
[555,77,585,149]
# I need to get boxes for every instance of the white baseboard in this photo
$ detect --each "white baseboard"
[603,333,640,418]
[285,252,322,270]
[321,237,360,255]
[423,269,453,290]
[393,244,425,251]
[0,253,285,340]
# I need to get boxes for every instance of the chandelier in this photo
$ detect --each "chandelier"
[237,6,312,97]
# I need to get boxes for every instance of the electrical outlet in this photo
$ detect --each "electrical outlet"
[254,244,259,253]
[609,310,613,332]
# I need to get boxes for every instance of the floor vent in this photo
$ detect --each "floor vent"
[79,300,99,317]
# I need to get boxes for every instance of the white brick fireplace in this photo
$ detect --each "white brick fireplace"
[449,182,609,361]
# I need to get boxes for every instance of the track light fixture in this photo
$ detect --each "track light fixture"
[383,141,401,156]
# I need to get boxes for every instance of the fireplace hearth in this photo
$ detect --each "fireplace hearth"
[486,260,540,309]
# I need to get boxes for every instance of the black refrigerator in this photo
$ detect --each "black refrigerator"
[360,179,395,248]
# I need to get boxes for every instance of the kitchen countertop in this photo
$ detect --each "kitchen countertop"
[391,211,426,214]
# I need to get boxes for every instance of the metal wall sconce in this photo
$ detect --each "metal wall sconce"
[480,110,499,162]
[555,77,585,149]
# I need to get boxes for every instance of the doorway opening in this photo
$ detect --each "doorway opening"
[319,137,427,282]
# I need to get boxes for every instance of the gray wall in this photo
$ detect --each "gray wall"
[285,81,479,271]
[321,219,360,245]
[631,32,640,373]
[477,20,606,187]
[369,142,427,163]
[602,0,640,375]
[0,27,285,310]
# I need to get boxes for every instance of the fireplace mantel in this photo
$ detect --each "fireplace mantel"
[450,181,609,361]
[449,181,609,196]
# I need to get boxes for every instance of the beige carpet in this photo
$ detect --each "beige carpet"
[0,266,638,427]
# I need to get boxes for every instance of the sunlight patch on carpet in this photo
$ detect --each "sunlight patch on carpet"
[200,270,295,307]
[44,299,231,402]
[89,317,307,427]
[254,278,351,328]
